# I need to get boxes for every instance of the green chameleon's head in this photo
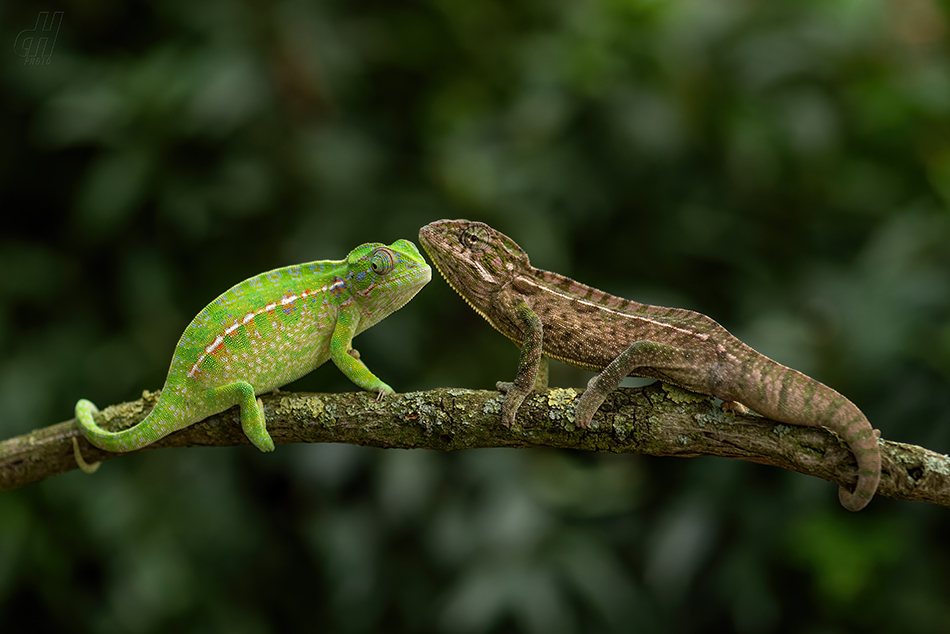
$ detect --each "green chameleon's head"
[346,239,431,332]
[418,219,531,322]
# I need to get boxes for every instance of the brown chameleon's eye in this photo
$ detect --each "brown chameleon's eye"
[460,226,489,252]
[369,248,395,276]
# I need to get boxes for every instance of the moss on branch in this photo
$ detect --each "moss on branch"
[1,383,947,507]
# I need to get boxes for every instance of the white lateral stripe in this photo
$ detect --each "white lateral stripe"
[189,284,322,381]
[205,335,224,354]
[539,280,703,339]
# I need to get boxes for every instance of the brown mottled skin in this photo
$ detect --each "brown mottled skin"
[419,219,881,511]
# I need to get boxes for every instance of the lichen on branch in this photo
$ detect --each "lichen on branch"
[1,384,947,508]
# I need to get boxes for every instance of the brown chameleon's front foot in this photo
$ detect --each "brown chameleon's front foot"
[495,381,524,427]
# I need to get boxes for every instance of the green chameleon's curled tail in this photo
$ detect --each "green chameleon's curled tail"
[74,398,167,456]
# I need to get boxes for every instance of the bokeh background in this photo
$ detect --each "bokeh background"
[3,0,950,631]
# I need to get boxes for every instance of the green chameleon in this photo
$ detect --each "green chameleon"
[74,239,431,469]
[419,219,881,511]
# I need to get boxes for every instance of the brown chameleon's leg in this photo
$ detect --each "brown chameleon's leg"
[496,301,544,427]
[575,340,688,428]
[533,355,550,391]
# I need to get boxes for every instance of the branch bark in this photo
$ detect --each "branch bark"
[1,383,947,507]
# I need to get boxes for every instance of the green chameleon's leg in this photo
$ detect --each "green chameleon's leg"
[495,301,544,427]
[207,381,275,452]
[575,340,687,428]
[330,304,394,398]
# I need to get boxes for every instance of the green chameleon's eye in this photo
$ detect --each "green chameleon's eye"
[460,226,489,252]
[369,247,395,276]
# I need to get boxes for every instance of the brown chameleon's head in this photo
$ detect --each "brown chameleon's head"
[418,219,531,317]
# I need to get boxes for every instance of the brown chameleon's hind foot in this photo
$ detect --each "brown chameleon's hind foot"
[721,400,749,415]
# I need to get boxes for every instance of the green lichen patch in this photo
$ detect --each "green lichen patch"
[694,403,729,427]
[140,389,160,406]
[482,397,503,416]
[611,414,635,442]
[106,401,147,431]
[545,388,578,425]
[772,424,791,438]
[547,388,577,409]
[923,453,950,477]
[278,395,326,422]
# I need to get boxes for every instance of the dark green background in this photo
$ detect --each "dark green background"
[3,1,950,632]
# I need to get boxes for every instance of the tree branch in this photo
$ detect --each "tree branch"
[2,383,947,507]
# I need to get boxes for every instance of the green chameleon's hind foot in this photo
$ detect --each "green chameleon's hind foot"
[209,382,276,452]
[245,397,275,452]
[72,436,101,474]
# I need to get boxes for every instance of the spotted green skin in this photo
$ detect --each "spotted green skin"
[75,239,431,453]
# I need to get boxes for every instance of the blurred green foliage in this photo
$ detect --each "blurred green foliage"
[2,0,950,631]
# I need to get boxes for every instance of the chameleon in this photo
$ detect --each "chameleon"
[73,239,431,468]
[418,219,881,511]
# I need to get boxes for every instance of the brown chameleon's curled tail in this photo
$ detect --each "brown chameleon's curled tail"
[734,357,881,511]
[833,406,881,512]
